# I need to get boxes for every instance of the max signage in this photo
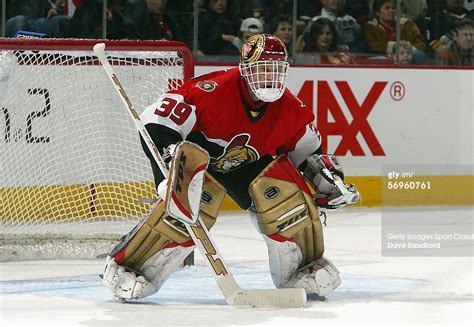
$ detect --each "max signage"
[297,80,387,156]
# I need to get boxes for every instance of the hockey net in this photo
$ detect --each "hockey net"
[0,39,194,261]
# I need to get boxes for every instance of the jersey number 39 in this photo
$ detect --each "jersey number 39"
[154,97,192,125]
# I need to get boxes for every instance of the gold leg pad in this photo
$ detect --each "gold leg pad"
[119,173,227,270]
[249,157,325,267]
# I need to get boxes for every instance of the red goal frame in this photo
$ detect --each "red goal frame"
[0,38,195,81]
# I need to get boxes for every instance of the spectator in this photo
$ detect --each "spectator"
[262,0,310,31]
[402,1,428,21]
[298,17,355,64]
[436,19,474,65]
[67,0,131,39]
[364,0,429,62]
[6,0,71,37]
[429,0,474,43]
[198,0,241,55]
[391,40,414,64]
[369,0,428,23]
[128,0,185,41]
[429,0,474,44]
[402,0,430,40]
[231,17,264,52]
[266,15,293,55]
[303,0,367,53]
[301,17,338,52]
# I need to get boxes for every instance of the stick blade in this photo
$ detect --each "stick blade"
[233,288,307,308]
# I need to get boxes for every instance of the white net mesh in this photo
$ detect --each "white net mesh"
[0,40,192,261]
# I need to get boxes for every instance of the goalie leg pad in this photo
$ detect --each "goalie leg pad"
[200,173,227,227]
[259,232,302,288]
[140,244,195,291]
[256,233,341,296]
[249,156,341,296]
[103,173,226,301]
[248,155,324,265]
[125,173,226,295]
[113,200,190,270]
[112,172,225,271]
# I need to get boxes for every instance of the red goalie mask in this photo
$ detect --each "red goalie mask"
[239,34,289,102]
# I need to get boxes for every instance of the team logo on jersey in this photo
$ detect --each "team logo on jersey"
[213,134,259,173]
[196,80,218,92]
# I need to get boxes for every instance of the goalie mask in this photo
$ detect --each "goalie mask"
[239,34,289,102]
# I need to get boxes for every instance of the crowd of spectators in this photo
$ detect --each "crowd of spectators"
[2,0,473,66]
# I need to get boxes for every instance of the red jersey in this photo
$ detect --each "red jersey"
[141,68,321,173]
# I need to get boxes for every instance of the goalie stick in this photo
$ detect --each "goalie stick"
[93,43,307,308]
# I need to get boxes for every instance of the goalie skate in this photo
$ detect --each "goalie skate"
[282,257,341,297]
[101,256,156,302]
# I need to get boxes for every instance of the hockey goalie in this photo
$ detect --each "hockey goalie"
[102,34,360,302]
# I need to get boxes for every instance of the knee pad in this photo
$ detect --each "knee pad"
[248,155,324,266]
[112,172,226,271]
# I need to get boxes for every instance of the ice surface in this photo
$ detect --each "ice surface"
[1,209,473,326]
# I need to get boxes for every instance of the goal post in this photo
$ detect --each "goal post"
[0,39,194,261]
